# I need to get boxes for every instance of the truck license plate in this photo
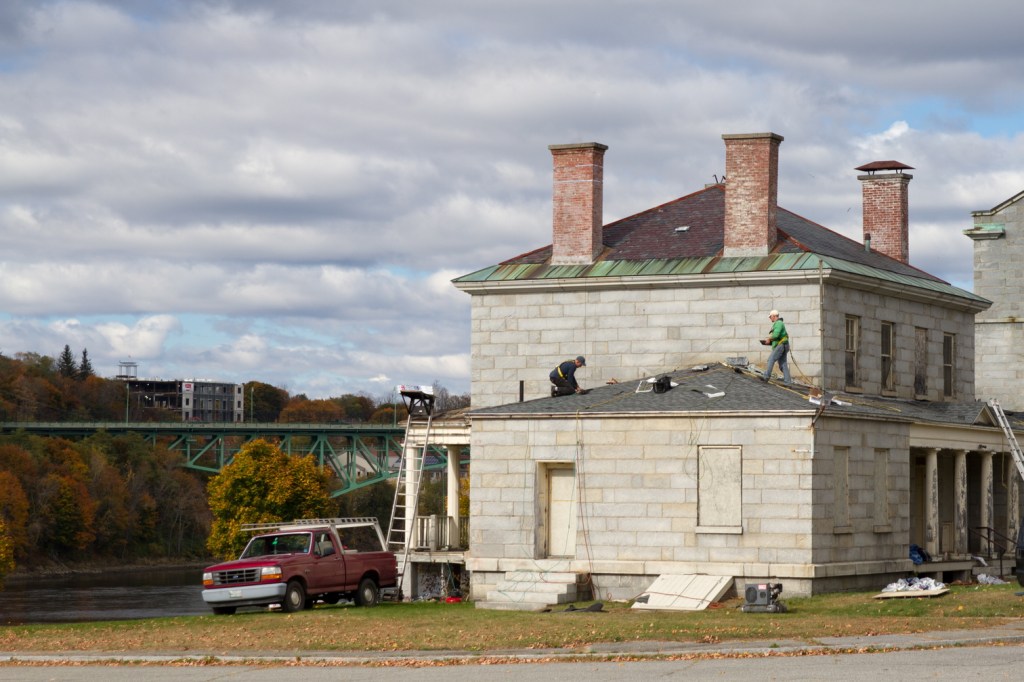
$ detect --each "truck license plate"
[229,590,242,598]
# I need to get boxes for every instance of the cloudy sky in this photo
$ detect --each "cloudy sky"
[2,1,1023,400]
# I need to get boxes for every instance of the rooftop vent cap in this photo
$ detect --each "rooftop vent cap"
[854,160,915,175]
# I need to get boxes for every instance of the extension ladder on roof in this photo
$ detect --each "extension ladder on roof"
[385,386,436,597]
[988,399,1024,484]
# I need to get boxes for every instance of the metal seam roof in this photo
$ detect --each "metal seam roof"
[453,252,987,305]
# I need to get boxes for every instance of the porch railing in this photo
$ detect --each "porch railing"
[413,514,469,551]
[969,525,1018,578]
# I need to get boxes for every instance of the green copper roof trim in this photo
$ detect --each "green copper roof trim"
[814,254,987,303]
[453,252,986,304]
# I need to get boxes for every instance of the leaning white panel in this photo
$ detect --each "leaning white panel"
[631,574,734,611]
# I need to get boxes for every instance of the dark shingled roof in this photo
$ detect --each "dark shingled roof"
[470,363,1013,430]
[497,186,938,280]
[453,186,987,305]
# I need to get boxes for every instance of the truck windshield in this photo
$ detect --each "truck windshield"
[241,532,312,558]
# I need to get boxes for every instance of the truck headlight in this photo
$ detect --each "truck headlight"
[202,572,213,586]
[260,566,283,581]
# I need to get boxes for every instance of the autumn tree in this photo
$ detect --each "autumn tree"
[335,394,375,421]
[0,519,14,587]
[37,473,97,554]
[0,470,30,561]
[431,382,471,413]
[205,439,334,560]
[279,397,346,423]
[369,403,407,425]
[338,480,394,531]
[245,381,289,422]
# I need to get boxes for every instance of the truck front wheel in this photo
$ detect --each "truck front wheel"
[354,577,380,607]
[282,580,307,613]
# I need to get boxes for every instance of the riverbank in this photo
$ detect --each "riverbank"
[6,557,211,580]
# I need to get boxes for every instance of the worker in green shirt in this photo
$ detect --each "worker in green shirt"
[762,309,791,383]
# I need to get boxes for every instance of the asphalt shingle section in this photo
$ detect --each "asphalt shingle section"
[471,363,1008,430]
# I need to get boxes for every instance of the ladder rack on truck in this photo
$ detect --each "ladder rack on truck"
[241,517,387,546]
[385,384,436,599]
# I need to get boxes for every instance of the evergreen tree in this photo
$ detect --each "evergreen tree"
[56,345,78,379]
[78,349,94,379]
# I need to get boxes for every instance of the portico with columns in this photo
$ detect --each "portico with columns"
[910,420,1022,574]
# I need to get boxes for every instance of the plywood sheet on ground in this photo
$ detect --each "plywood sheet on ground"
[631,574,733,611]
[872,587,949,599]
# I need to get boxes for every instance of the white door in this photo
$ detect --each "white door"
[547,466,577,557]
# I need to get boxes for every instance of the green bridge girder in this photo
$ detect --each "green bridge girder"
[0,421,454,497]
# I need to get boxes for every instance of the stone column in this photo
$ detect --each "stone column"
[925,448,939,558]
[954,450,968,556]
[980,450,994,557]
[1007,455,1021,552]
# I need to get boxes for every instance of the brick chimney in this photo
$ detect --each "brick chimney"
[856,161,913,264]
[549,142,608,264]
[722,132,784,257]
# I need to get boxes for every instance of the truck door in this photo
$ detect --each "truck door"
[308,531,345,591]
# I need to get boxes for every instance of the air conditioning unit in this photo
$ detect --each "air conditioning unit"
[741,582,787,613]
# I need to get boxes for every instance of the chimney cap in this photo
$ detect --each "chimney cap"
[548,142,609,152]
[855,160,914,174]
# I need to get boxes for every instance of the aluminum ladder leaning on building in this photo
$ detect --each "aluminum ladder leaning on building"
[988,399,1024,483]
[385,384,435,599]
[988,399,1024,586]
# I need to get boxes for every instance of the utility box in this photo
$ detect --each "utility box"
[741,582,787,613]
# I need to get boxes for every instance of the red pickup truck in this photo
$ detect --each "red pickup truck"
[201,517,398,615]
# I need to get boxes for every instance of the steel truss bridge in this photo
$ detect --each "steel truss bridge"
[0,421,455,497]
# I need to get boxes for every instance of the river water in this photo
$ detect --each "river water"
[0,566,210,625]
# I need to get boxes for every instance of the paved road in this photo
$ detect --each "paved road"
[3,619,1024,681]
[2,645,1024,681]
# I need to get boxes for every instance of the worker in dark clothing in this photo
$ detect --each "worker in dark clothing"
[550,356,586,395]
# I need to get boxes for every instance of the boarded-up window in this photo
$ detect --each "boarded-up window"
[943,333,956,398]
[698,446,742,528]
[881,321,895,391]
[845,316,860,388]
[914,327,928,396]
[834,447,850,529]
[874,448,890,527]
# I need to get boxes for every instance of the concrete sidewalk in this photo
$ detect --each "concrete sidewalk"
[3,619,1024,666]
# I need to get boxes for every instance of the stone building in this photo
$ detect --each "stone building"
[454,133,1023,606]
[966,190,1024,411]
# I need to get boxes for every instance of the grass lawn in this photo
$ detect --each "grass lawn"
[2,584,1023,653]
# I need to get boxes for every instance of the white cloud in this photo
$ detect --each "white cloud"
[1,0,1023,397]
